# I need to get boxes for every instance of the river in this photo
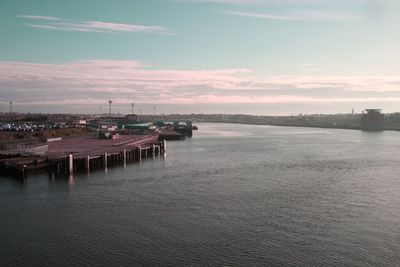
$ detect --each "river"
[1,123,399,266]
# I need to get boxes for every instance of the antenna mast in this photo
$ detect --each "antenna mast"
[108,100,112,116]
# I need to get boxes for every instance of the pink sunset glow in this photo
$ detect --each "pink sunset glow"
[1,60,400,106]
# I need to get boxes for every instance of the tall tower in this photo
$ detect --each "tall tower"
[153,105,156,116]
[131,103,135,114]
[108,100,112,116]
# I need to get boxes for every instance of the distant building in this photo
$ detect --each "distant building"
[122,114,138,123]
[89,114,138,129]
[118,122,155,134]
[362,109,384,131]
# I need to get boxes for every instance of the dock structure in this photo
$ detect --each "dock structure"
[1,134,166,179]
[158,129,186,140]
[156,121,194,140]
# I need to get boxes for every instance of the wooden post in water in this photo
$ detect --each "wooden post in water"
[138,146,142,162]
[86,155,90,172]
[104,152,108,169]
[123,149,127,166]
[163,140,167,155]
[21,165,27,179]
[57,161,60,176]
[68,154,74,174]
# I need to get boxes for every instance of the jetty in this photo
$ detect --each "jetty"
[0,113,197,179]
[0,134,166,179]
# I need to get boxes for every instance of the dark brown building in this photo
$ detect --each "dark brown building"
[362,109,385,131]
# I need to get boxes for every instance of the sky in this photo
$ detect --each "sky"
[1,0,400,115]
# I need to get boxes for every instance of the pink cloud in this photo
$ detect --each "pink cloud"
[1,60,400,106]
[24,96,400,106]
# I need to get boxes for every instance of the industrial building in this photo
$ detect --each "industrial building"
[361,109,385,131]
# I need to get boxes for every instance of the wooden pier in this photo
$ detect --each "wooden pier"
[0,134,167,179]
[47,141,166,177]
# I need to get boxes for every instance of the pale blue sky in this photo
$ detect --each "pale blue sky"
[0,0,399,115]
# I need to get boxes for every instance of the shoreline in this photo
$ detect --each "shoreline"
[198,121,396,132]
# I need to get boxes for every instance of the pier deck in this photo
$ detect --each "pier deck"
[48,134,159,158]
[1,133,165,179]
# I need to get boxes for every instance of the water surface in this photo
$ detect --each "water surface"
[1,123,400,266]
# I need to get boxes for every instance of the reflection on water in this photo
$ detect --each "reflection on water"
[67,174,74,190]
[1,123,400,266]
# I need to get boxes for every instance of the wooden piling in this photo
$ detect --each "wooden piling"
[164,140,167,154]
[21,165,27,180]
[104,152,108,169]
[68,154,73,175]
[86,155,90,172]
